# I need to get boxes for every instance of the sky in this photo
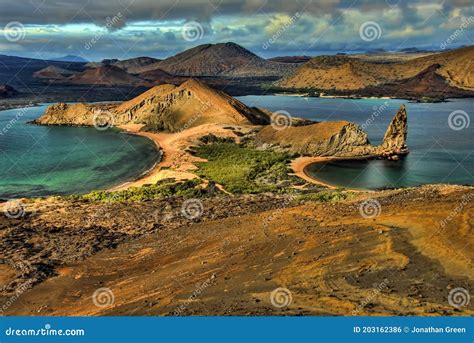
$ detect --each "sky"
[0,0,473,61]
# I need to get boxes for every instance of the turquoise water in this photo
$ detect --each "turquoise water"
[238,96,474,189]
[0,104,160,198]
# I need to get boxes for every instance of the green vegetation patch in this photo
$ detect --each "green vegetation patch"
[296,189,353,203]
[78,178,206,202]
[192,142,301,194]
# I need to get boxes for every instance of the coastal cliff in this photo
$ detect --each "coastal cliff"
[256,105,408,159]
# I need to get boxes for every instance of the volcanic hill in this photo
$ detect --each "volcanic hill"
[35,79,271,131]
[276,45,474,99]
[141,42,295,77]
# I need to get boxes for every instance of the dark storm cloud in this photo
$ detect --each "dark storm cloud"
[0,0,472,60]
[0,0,355,26]
[0,0,472,27]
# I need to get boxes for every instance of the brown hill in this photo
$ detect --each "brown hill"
[142,42,295,77]
[33,65,78,81]
[365,64,474,99]
[86,57,161,74]
[138,68,186,85]
[67,65,147,86]
[115,79,270,131]
[35,79,270,131]
[113,57,161,74]
[277,45,474,96]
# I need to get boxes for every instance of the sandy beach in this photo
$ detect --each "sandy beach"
[290,156,336,188]
[112,126,367,192]
[111,123,249,191]
[109,124,199,191]
[290,156,368,192]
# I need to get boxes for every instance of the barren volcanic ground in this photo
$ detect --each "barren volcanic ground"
[1,185,472,316]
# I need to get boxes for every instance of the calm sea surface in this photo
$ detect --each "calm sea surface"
[238,96,473,189]
[1,97,472,197]
[0,104,159,198]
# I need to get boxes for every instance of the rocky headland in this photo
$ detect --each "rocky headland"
[256,105,408,160]
[34,79,407,162]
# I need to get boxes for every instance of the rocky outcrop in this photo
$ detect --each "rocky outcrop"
[256,105,409,159]
[379,105,408,158]
[34,102,117,126]
[257,121,373,156]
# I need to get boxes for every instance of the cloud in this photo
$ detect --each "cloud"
[0,0,472,60]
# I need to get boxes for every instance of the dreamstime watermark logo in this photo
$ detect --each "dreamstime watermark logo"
[177,101,211,132]
[85,12,123,50]
[93,109,115,131]
[448,110,470,131]
[271,110,292,130]
[181,199,203,220]
[86,207,111,226]
[0,102,35,136]
[352,278,389,315]
[439,193,473,229]
[3,200,26,219]
[448,287,470,309]
[0,279,34,315]
[362,101,389,130]
[173,276,214,315]
[359,199,382,219]
[440,16,474,50]
[152,203,175,222]
[92,287,115,308]
[262,12,301,50]
[181,21,204,42]
[359,21,382,42]
[270,287,292,308]
[262,195,296,228]
[3,21,26,42]
[385,0,401,8]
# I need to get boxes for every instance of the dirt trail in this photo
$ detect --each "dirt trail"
[1,185,472,316]
[111,123,251,191]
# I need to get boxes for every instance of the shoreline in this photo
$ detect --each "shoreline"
[290,156,369,192]
[109,124,199,191]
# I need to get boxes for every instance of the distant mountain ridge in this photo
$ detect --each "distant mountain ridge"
[276,45,474,98]
[86,57,161,74]
[32,42,296,88]
[49,55,88,63]
[5,43,474,100]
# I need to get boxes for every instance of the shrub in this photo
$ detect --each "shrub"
[80,178,205,202]
[192,142,300,194]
